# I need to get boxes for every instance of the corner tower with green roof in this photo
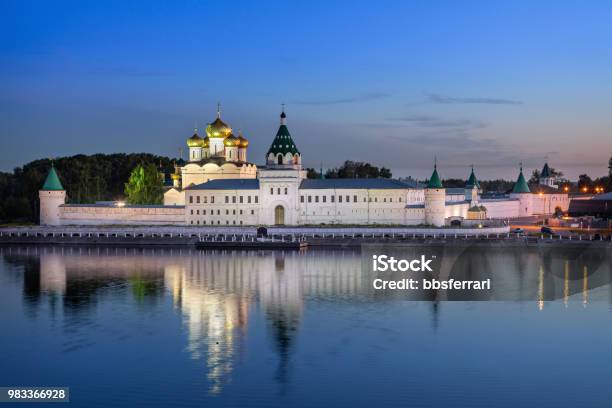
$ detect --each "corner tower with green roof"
[424,161,446,227]
[510,164,533,217]
[266,109,301,168]
[39,164,66,225]
[465,166,480,204]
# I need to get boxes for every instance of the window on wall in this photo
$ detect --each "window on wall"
[354,196,357,202]
[232,210,236,215]
[308,196,312,203]
[226,210,229,215]
[248,196,252,203]
[300,196,304,203]
[203,210,206,215]
[203,220,207,225]
[346,195,350,202]
[331,196,335,203]
[204,196,208,203]
[255,196,258,203]
[270,188,273,195]
[251,209,254,215]
[190,209,193,215]
[240,196,243,203]
[240,209,243,215]
[225,196,229,203]
[189,196,193,204]
[315,196,319,203]
[284,187,288,195]
[211,196,215,203]
[277,188,281,195]
[217,210,220,215]
[232,196,236,203]
[197,196,200,203]
[339,195,342,203]
[323,196,326,203]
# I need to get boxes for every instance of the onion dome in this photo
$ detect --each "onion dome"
[206,108,232,138]
[237,131,249,148]
[267,110,300,156]
[42,164,64,191]
[512,165,531,193]
[427,159,443,189]
[186,129,204,147]
[466,166,480,189]
[203,135,210,148]
[224,134,239,147]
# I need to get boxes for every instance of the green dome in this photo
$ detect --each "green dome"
[267,112,300,156]
[427,166,443,189]
[512,168,531,193]
[466,167,480,189]
[42,166,64,191]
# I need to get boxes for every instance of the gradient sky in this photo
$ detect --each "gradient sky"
[1,0,611,180]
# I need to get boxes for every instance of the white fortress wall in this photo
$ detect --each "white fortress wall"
[480,199,520,219]
[444,201,469,218]
[59,205,185,225]
[531,194,570,214]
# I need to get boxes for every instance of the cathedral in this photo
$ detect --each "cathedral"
[39,108,570,226]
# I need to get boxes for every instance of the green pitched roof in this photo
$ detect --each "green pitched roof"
[267,124,300,156]
[42,166,64,191]
[540,162,550,178]
[512,168,531,193]
[466,167,480,189]
[427,167,443,189]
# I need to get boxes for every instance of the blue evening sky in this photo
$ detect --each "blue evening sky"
[1,0,611,179]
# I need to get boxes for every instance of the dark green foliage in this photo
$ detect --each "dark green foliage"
[0,153,174,223]
[324,161,392,179]
[124,163,164,205]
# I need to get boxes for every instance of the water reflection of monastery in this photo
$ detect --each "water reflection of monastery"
[2,245,611,393]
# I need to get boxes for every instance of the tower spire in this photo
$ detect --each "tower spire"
[216,102,221,118]
[280,103,287,125]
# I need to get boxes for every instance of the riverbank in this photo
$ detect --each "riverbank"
[0,225,610,248]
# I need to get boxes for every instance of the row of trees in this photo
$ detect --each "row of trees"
[0,154,174,223]
[307,161,392,179]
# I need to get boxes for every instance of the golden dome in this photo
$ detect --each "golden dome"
[224,134,239,147]
[203,135,210,148]
[237,134,249,148]
[186,130,204,147]
[206,117,232,138]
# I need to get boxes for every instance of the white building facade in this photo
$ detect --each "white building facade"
[39,109,570,227]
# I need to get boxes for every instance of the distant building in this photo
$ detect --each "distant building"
[39,108,570,226]
[568,192,612,218]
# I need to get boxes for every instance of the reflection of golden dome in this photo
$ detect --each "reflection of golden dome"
[186,130,204,147]
[224,135,239,147]
[171,172,180,180]
[237,134,249,148]
[206,117,232,138]
[203,136,210,148]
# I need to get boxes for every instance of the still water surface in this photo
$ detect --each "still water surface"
[1,245,611,408]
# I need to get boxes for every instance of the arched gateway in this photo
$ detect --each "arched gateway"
[274,205,285,225]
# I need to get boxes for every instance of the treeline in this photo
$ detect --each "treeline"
[0,153,175,223]
[307,161,392,179]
